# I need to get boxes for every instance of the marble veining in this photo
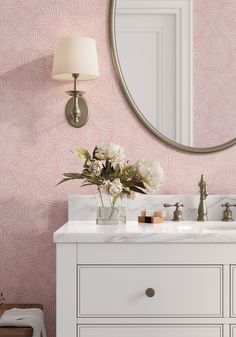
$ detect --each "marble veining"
[68,194,236,221]
[54,220,236,243]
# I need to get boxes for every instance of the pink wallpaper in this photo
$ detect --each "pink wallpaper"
[193,0,236,147]
[0,1,235,336]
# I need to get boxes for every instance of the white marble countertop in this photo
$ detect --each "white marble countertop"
[54,221,236,243]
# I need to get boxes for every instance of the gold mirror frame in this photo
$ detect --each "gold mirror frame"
[109,0,236,154]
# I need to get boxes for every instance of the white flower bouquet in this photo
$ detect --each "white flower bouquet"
[58,143,164,223]
[59,143,164,199]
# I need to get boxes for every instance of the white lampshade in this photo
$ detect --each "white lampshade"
[52,36,99,81]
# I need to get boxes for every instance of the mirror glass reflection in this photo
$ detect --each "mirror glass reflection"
[115,0,236,148]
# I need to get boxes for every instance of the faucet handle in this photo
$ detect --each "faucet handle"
[221,203,236,222]
[163,203,184,221]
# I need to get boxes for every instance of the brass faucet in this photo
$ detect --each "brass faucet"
[197,174,208,221]
[222,203,236,222]
[164,202,184,221]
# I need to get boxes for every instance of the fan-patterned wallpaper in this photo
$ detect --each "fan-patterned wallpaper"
[0,1,235,336]
[193,0,236,146]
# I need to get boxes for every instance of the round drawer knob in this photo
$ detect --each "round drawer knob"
[145,288,155,298]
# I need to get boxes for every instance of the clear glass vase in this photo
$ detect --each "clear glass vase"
[96,190,127,225]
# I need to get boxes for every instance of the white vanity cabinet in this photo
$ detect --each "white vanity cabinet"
[54,221,236,337]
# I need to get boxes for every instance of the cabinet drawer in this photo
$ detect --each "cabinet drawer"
[78,265,222,317]
[78,325,223,337]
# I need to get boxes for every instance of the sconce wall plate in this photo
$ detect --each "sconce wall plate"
[52,36,99,128]
[65,93,88,128]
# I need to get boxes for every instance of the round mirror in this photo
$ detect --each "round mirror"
[110,0,236,153]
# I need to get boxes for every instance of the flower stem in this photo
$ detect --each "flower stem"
[108,198,116,219]
[98,188,104,207]
[109,205,116,219]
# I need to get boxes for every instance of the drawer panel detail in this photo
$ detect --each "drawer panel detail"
[78,265,222,317]
[231,266,236,317]
[231,325,236,337]
[78,325,223,337]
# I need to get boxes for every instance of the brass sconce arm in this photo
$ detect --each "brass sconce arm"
[71,73,80,124]
[65,73,88,128]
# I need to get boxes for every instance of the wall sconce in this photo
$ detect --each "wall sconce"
[52,36,99,128]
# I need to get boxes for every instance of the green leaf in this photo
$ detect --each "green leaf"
[130,186,147,194]
[63,173,83,179]
[80,183,95,187]
[92,146,98,158]
[114,164,121,176]
[75,148,91,162]
[56,177,78,186]
[133,181,146,189]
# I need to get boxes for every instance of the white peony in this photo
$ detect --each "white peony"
[89,160,103,176]
[135,159,164,192]
[104,178,123,196]
[95,143,125,165]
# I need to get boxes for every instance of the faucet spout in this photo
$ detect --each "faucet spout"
[197,174,208,221]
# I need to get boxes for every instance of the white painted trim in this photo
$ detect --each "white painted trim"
[117,26,163,127]
[78,324,223,337]
[116,0,192,146]
[77,317,236,325]
[77,244,236,265]
[231,324,236,337]
[56,243,77,337]
[224,265,230,318]
[231,266,236,317]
